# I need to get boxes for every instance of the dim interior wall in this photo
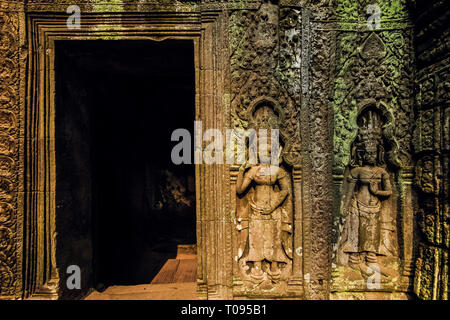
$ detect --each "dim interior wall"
[54,40,196,298]
[54,42,95,299]
[412,0,449,300]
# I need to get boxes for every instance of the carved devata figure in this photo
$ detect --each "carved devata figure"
[235,103,293,291]
[336,106,399,283]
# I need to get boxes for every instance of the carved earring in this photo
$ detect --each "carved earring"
[378,145,385,166]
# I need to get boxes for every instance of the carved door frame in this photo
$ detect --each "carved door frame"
[20,10,230,299]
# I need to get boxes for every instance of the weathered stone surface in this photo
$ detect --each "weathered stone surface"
[0,8,20,299]
[0,0,447,300]
[412,0,449,301]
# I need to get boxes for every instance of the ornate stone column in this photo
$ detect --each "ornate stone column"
[0,0,24,299]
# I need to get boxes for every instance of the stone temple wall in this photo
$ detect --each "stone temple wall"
[412,0,449,300]
[0,0,448,300]
[330,0,416,299]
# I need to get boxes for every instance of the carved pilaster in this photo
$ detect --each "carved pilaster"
[0,8,20,299]
[287,165,303,293]
[399,167,416,278]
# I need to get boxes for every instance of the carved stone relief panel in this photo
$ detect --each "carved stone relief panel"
[235,100,295,294]
[334,102,402,290]
[331,0,415,298]
[229,1,304,298]
[0,9,20,298]
[306,21,335,301]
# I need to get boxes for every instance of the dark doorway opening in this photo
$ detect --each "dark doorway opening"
[55,40,196,297]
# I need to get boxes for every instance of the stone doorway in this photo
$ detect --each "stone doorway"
[54,40,196,298]
[15,12,226,300]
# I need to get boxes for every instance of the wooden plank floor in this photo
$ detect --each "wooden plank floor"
[85,246,197,300]
[151,258,196,284]
[173,259,196,283]
[85,282,196,300]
